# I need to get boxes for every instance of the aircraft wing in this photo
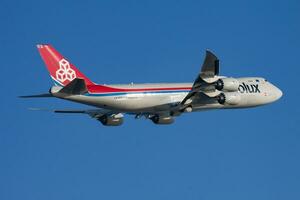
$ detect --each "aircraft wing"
[181,50,220,106]
[200,50,219,78]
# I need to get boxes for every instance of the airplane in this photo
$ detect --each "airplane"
[20,44,283,126]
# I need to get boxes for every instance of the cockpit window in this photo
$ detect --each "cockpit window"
[264,79,268,82]
[256,79,260,82]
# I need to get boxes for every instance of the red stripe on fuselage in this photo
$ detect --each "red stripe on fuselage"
[87,84,192,93]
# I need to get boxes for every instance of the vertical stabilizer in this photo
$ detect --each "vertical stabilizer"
[37,44,94,86]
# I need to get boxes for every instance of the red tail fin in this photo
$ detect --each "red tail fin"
[37,44,94,86]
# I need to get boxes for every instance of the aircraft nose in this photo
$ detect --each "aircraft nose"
[274,86,283,100]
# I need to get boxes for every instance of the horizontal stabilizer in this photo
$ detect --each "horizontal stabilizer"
[54,110,86,113]
[19,93,53,98]
[27,107,110,117]
[59,78,88,95]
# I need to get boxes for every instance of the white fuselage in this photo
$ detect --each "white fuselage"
[52,77,282,114]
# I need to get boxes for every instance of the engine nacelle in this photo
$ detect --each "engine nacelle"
[215,78,239,92]
[98,116,124,126]
[151,116,174,125]
[218,92,241,105]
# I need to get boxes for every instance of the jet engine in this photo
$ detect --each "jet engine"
[217,92,241,105]
[98,116,124,126]
[151,115,175,125]
[215,78,239,92]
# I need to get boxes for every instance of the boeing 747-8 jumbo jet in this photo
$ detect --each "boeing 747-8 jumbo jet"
[21,45,282,126]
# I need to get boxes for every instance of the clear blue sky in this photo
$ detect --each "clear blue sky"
[1,0,299,199]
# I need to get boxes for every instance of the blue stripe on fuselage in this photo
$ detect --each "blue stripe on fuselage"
[85,90,190,97]
[51,78,191,96]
